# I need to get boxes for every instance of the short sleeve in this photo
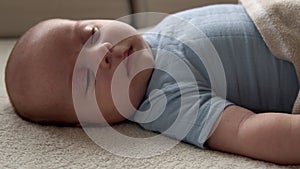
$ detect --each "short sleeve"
[134,78,233,148]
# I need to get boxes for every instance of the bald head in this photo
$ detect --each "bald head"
[5,20,79,125]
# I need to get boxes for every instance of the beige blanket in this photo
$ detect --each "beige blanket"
[239,0,300,113]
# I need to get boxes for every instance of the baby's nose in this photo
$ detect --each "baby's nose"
[84,42,113,72]
[94,42,113,59]
[110,45,128,59]
[101,42,113,51]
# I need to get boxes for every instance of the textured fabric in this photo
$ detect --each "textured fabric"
[239,0,300,113]
[239,0,300,68]
[134,4,299,149]
[1,94,299,168]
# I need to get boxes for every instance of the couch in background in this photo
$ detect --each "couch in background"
[0,0,237,38]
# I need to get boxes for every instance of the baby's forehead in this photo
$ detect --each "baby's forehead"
[12,23,70,73]
[26,19,75,43]
[25,21,75,52]
[16,21,56,55]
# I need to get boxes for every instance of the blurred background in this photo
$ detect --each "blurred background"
[0,0,237,38]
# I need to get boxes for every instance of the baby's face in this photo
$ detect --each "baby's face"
[8,19,154,125]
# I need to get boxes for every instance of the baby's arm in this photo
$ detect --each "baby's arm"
[206,105,300,165]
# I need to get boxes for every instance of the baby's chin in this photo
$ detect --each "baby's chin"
[104,70,152,124]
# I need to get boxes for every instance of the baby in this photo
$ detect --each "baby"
[5,19,154,125]
[5,4,300,165]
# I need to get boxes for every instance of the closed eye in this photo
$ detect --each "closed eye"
[90,26,100,45]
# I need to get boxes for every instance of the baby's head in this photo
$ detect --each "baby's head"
[5,19,154,126]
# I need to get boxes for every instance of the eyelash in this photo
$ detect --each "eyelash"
[91,27,96,34]
[90,26,99,45]
[87,26,111,65]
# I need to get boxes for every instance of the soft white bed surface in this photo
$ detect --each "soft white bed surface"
[0,39,299,168]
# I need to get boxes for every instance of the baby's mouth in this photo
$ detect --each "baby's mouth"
[126,46,134,58]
